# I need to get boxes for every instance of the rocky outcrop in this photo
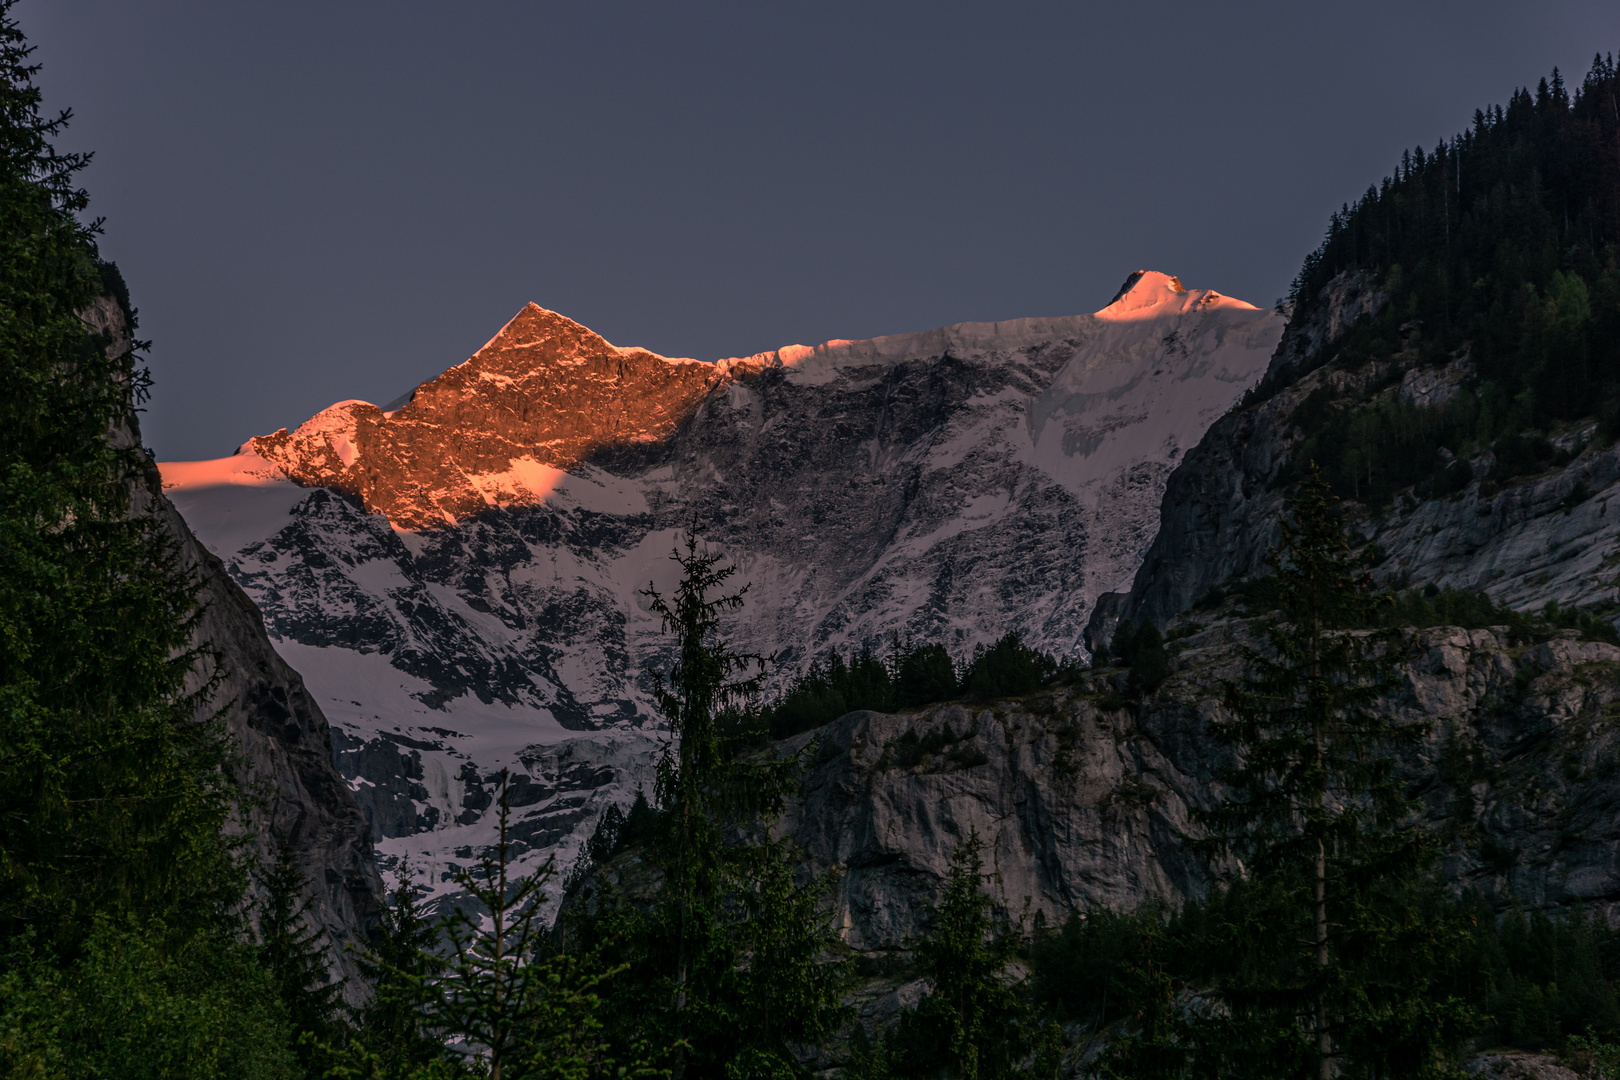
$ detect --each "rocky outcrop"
[778,698,1215,951]
[352,732,661,922]
[771,616,1620,953]
[163,490,385,975]
[1464,1052,1582,1080]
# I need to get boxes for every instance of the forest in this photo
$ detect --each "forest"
[1279,53,1620,509]
[7,2,1620,1076]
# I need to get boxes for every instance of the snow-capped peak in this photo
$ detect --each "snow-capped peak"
[1095,270,1258,322]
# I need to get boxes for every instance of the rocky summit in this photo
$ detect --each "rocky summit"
[160,271,1283,911]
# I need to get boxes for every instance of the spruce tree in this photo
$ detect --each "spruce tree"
[323,857,448,1080]
[0,6,303,1073]
[432,773,632,1080]
[0,0,234,956]
[567,533,847,1079]
[257,838,344,1059]
[644,532,789,1076]
[1199,466,1474,1079]
[896,832,1028,1080]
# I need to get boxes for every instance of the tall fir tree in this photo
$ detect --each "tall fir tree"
[0,6,303,1075]
[257,837,344,1069]
[565,533,847,1080]
[430,773,636,1080]
[319,855,450,1080]
[895,832,1029,1080]
[1199,466,1474,1079]
[0,0,235,957]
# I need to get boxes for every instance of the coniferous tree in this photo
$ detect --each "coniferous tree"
[959,634,1057,701]
[0,0,234,956]
[1280,55,1620,501]
[1199,467,1475,1079]
[894,638,959,707]
[257,838,344,1063]
[894,833,1029,1080]
[567,534,847,1080]
[326,857,449,1080]
[431,773,636,1080]
[644,532,774,1069]
[1108,620,1169,693]
[0,6,306,1074]
[722,842,849,1075]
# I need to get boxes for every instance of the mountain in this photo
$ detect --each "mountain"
[160,271,1284,911]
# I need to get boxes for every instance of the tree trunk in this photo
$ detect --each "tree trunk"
[1312,617,1331,1080]
[1316,835,1330,1080]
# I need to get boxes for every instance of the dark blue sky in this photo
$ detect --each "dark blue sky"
[23,1,1620,460]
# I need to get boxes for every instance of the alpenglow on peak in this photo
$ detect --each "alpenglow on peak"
[1096,269,1257,321]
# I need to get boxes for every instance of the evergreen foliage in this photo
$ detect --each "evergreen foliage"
[0,919,299,1080]
[1029,889,1620,1074]
[557,536,848,1080]
[763,633,1064,739]
[1107,620,1169,693]
[331,857,449,1080]
[763,646,893,739]
[0,6,298,1076]
[959,634,1057,701]
[1281,56,1620,503]
[1442,896,1620,1049]
[894,642,960,709]
[257,838,344,1062]
[889,833,1031,1080]
[0,0,235,958]
[430,776,638,1080]
[1196,468,1476,1078]
[11,7,1620,1074]
[1224,570,1618,645]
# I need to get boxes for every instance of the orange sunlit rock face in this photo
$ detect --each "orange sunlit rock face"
[249,303,730,528]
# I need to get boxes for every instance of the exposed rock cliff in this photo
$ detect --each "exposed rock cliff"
[776,613,1620,953]
[163,489,385,978]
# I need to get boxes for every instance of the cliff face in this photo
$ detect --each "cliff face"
[773,616,1620,956]
[87,294,383,981]
[1112,272,1620,636]
[164,491,385,978]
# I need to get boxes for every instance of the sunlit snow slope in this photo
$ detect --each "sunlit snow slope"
[162,270,1283,912]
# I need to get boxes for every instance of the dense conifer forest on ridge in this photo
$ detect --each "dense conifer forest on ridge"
[5,0,1620,1073]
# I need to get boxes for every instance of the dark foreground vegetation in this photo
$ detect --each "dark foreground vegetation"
[7,8,1620,1077]
[0,4,306,1075]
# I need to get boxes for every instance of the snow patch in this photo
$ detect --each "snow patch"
[465,456,565,506]
[159,449,290,491]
